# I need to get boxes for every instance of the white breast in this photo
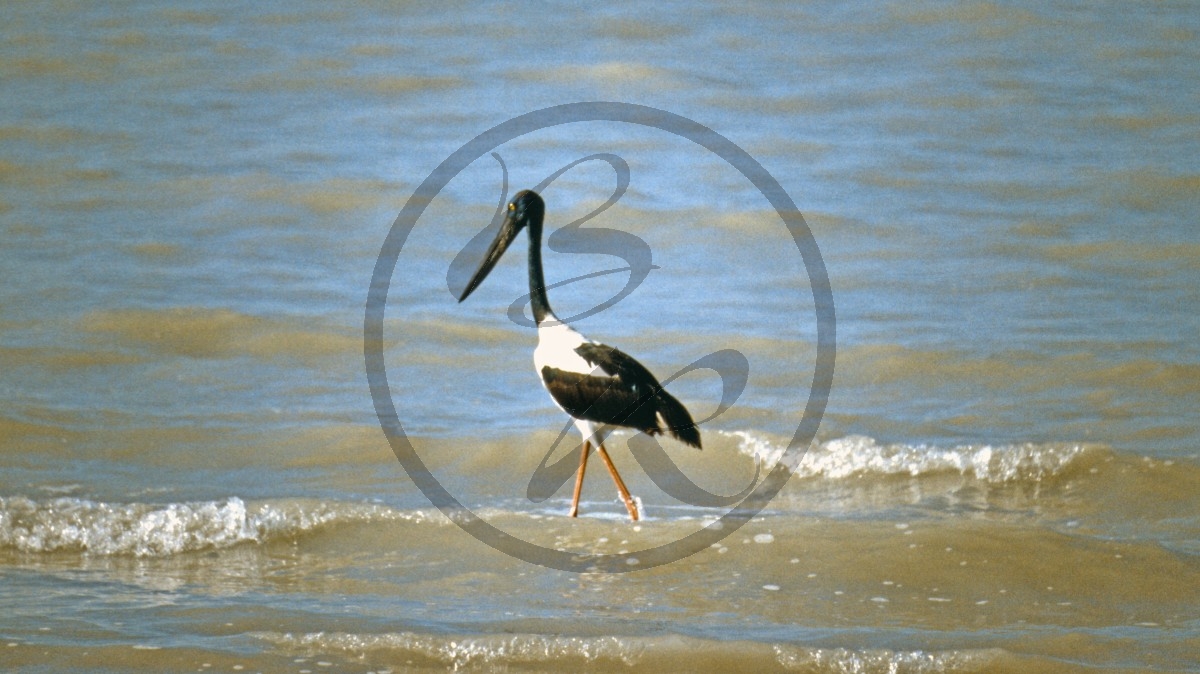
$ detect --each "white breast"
[533,320,595,376]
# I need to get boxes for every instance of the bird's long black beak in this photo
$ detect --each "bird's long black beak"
[457,213,521,302]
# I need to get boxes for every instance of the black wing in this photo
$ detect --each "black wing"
[574,343,659,389]
[541,342,701,449]
[540,366,652,428]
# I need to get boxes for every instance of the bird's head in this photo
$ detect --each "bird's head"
[505,189,544,232]
[457,189,545,303]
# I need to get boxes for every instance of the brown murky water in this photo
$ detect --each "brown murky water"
[2,1,1198,672]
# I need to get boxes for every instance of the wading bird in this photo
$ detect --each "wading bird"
[457,190,701,521]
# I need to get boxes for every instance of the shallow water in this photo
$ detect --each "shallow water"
[2,1,1199,672]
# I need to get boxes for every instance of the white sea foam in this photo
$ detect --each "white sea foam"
[0,496,432,556]
[256,631,647,670]
[723,432,1091,483]
[254,630,1005,672]
[772,644,1005,672]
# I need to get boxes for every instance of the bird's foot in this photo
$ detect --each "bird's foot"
[623,496,640,522]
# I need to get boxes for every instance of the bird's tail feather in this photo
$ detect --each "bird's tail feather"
[655,390,702,449]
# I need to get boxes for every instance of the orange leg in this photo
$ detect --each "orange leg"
[568,440,590,518]
[596,442,640,522]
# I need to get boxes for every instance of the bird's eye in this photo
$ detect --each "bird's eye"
[508,203,515,211]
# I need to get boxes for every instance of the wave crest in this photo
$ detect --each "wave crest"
[257,631,646,670]
[254,630,1007,672]
[0,496,430,556]
[724,432,1093,483]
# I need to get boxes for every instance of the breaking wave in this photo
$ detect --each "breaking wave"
[724,432,1094,483]
[0,496,434,556]
[254,630,1008,672]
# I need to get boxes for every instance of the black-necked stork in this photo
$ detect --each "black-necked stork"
[457,190,701,521]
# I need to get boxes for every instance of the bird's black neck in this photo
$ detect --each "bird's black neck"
[527,221,553,325]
